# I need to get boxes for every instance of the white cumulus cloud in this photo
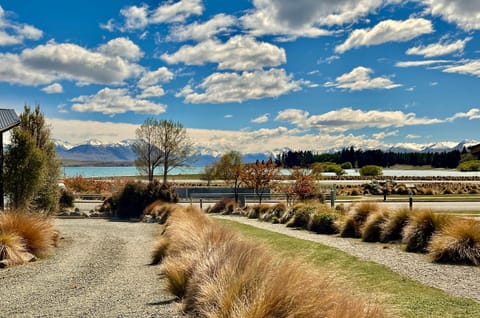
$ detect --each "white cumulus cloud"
[161,35,286,70]
[251,113,270,124]
[324,66,401,91]
[406,37,471,57]
[71,87,166,115]
[150,0,203,24]
[177,69,306,104]
[0,40,145,87]
[423,0,480,31]
[108,0,203,31]
[137,86,165,98]
[97,37,144,61]
[0,5,43,46]
[335,18,434,53]
[41,83,63,94]
[276,107,443,132]
[443,60,480,77]
[241,0,400,40]
[447,108,480,121]
[120,5,149,30]
[167,14,236,42]
[137,67,174,89]
[395,60,451,67]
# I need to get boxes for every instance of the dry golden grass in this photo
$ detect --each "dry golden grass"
[402,209,452,253]
[151,236,170,265]
[340,202,380,238]
[183,239,270,316]
[161,252,196,298]
[380,208,411,243]
[428,218,480,265]
[0,230,29,267]
[0,211,57,258]
[259,202,286,222]
[339,216,357,238]
[361,211,389,242]
[144,200,180,223]
[152,204,387,317]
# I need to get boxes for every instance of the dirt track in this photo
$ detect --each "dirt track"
[0,219,181,318]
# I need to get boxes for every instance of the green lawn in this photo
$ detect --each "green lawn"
[217,219,480,318]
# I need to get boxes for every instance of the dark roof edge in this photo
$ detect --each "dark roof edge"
[0,120,20,133]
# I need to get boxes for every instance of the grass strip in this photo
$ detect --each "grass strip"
[217,219,480,318]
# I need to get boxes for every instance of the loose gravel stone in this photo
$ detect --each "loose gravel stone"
[0,218,182,318]
[214,215,480,302]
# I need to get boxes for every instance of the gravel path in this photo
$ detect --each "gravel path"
[0,218,181,318]
[214,215,480,302]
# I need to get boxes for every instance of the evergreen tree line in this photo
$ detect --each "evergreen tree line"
[276,147,464,169]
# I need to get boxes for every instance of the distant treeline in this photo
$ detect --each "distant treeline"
[276,147,464,169]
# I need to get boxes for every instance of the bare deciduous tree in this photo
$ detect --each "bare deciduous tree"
[133,118,196,184]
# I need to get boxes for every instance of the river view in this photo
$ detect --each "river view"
[62,166,480,178]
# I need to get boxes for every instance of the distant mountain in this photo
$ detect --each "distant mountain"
[54,139,479,165]
[387,139,479,153]
[56,139,136,162]
[55,139,270,165]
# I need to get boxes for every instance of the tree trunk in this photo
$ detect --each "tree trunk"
[163,162,168,185]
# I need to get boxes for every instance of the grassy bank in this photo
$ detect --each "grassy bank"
[218,219,480,318]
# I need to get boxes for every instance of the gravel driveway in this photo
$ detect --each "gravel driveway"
[0,219,181,318]
[214,215,480,302]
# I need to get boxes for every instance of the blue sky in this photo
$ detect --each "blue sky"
[0,0,479,155]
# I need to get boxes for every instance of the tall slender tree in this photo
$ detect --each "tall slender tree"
[214,151,243,202]
[4,105,60,212]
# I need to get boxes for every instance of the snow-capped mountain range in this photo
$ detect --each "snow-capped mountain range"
[54,139,479,164]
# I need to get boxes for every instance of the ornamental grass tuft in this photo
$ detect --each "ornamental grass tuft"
[0,210,57,258]
[151,204,386,317]
[402,209,451,253]
[428,218,480,265]
[380,208,411,243]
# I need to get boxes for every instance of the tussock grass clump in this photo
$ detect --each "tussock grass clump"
[152,204,386,317]
[428,219,480,265]
[0,231,29,267]
[246,204,270,219]
[402,210,451,253]
[207,198,236,214]
[308,212,338,234]
[380,208,411,243]
[161,252,195,298]
[223,200,236,215]
[286,204,315,229]
[150,236,170,265]
[306,205,339,234]
[339,217,357,238]
[361,211,389,242]
[351,202,379,224]
[144,200,179,223]
[259,203,286,222]
[0,211,57,258]
[340,202,379,238]
[279,207,296,224]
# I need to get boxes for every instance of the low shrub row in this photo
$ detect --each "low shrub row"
[336,182,480,196]
[339,203,480,265]
[0,211,59,267]
[151,203,385,317]
[208,200,480,266]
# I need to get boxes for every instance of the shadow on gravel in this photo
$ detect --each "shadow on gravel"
[106,217,142,223]
[148,299,177,306]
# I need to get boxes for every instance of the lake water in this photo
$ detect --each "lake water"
[62,166,204,178]
[62,166,480,178]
